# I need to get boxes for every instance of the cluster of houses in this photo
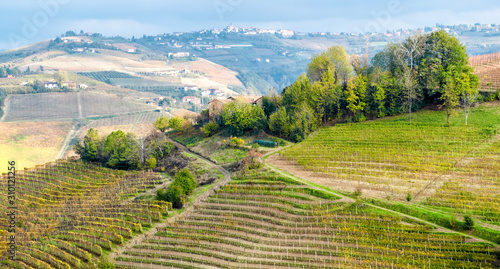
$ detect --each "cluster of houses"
[44,79,88,90]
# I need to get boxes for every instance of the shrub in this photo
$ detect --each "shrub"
[166,185,185,209]
[487,93,496,102]
[172,169,197,195]
[157,169,197,209]
[353,187,362,197]
[231,137,244,147]
[449,216,458,229]
[406,192,412,202]
[463,215,474,230]
[200,122,219,137]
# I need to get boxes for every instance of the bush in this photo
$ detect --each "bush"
[406,192,412,202]
[231,137,245,147]
[353,188,362,197]
[487,93,496,102]
[157,169,197,209]
[464,215,474,230]
[449,216,458,229]
[172,169,197,195]
[200,122,219,137]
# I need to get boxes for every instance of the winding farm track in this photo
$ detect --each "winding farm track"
[109,137,232,263]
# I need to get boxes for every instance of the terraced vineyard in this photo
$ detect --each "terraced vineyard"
[470,52,500,91]
[114,169,497,268]
[280,121,489,201]
[425,139,500,223]
[0,160,171,268]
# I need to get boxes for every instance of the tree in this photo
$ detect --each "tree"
[394,33,426,123]
[463,215,474,230]
[200,122,219,137]
[290,103,318,142]
[102,131,133,169]
[154,116,169,132]
[74,128,103,162]
[54,70,69,86]
[307,46,353,85]
[172,169,197,195]
[222,98,266,135]
[307,53,333,83]
[441,65,475,125]
[281,74,311,113]
[0,68,5,78]
[420,30,471,99]
[168,116,185,132]
[460,68,480,125]
[269,107,289,137]
[345,75,367,121]
[373,85,387,118]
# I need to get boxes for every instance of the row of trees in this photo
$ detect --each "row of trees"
[256,30,480,141]
[74,129,173,170]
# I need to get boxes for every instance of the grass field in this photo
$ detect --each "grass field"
[115,168,497,268]
[0,121,72,173]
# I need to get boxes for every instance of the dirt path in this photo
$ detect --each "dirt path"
[0,95,10,122]
[108,137,232,263]
[56,124,77,159]
[76,92,83,119]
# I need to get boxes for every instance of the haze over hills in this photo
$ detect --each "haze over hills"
[2,23,500,96]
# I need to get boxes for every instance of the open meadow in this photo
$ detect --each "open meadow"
[0,121,72,173]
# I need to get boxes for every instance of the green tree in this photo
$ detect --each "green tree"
[154,116,169,132]
[420,30,470,98]
[307,46,353,85]
[290,103,318,142]
[78,128,100,162]
[345,75,367,121]
[281,74,312,113]
[373,85,387,118]
[172,169,197,195]
[307,53,333,83]
[200,122,219,137]
[168,116,185,132]
[269,107,289,137]
[463,215,474,230]
[102,130,133,169]
[0,68,5,78]
[441,65,473,125]
[222,98,266,135]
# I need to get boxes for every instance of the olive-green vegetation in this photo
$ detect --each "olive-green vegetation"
[156,169,197,209]
[74,128,173,170]
[201,31,483,143]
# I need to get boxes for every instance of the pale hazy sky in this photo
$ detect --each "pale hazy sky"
[0,0,499,50]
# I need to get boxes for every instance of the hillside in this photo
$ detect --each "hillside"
[273,103,500,246]
[10,49,243,96]
[470,52,500,91]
